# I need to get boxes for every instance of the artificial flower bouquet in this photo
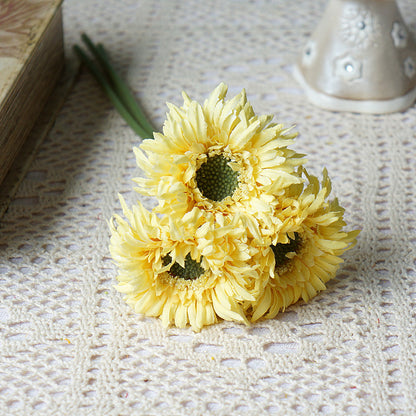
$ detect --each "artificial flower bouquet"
[109,84,359,331]
[76,36,359,331]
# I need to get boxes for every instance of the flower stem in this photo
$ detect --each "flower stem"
[73,34,155,138]
[95,41,156,137]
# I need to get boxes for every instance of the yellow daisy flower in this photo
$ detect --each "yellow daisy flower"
[133,83,304,241]
[248,168,360,322]
[109,196,270,331]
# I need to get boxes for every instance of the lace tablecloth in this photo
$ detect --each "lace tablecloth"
[1,0,416,414]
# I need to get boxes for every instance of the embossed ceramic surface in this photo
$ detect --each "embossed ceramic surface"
[295,0,416,113]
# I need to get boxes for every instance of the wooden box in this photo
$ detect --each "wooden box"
[0,0,64,184]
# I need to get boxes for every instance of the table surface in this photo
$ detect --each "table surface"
[1,0,416,415]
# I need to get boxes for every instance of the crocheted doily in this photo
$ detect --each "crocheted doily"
[0,0,415,414]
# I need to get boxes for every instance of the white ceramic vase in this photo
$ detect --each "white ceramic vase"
[294,0,416,114]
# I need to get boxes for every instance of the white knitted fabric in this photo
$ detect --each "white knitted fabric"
[1,0,416,414]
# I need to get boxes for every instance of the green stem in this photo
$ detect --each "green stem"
[81,34,155,137]
[73,45,151,138]
[97,43,155,138]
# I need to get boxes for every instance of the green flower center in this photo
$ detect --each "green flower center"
[163,253,205,280]
[271,232,302,269]
[195,155,239,202]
